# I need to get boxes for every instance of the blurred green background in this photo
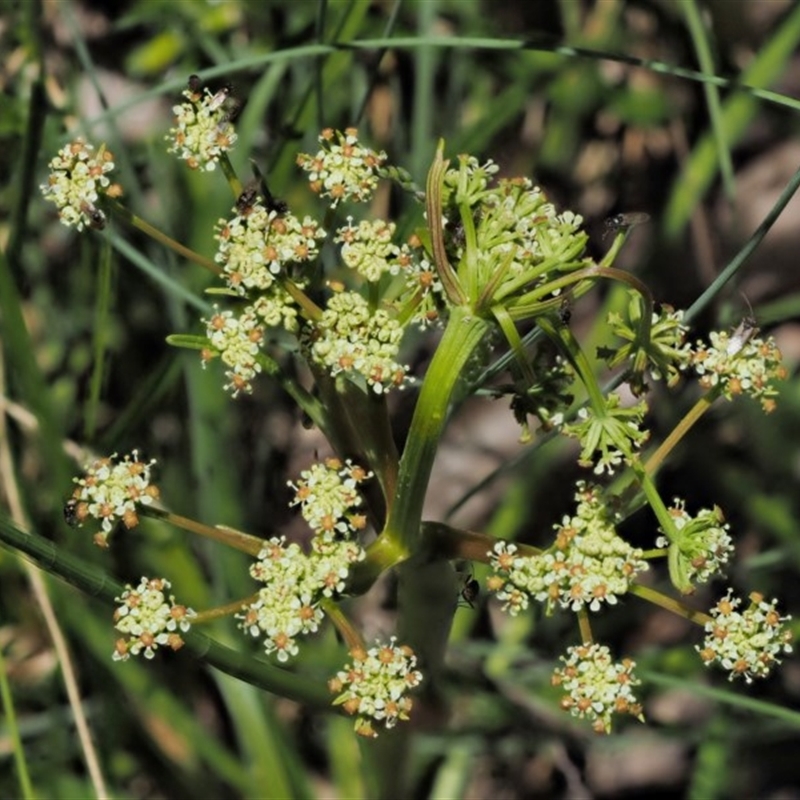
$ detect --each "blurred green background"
[2,0,800,797]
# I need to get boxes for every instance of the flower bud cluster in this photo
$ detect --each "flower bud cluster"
[656,500,733,587]
[69,451,159,546]
[691,329,786,412]
[455,174,587,299]
[443,154,500,206]
[697,590,793,683]
[166,85,237,170]
[551,643,644,733]
[40,139,117,231]
[307,291,409,394]
[296,127,386,206]
[329,637,423,738]
[113,577,195,661]
[488,483,647,615]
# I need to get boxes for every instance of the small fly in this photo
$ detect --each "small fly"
[63,498,81,527]
[603,211,651,240]
[208,83,233,112]
[235,181,260,215]
[558,296,572,326]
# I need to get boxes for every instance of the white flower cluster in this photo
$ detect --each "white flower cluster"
[308,291,409,394]
[691,329,786,412]
[238,536,365,662]
[113,577,195,661]
[238,458,370,662]
[288,457,371,538]
[215,202,325,294]
[296,127,386,206]
[551,643,644,733]
[40,139,116,230]
[697,591,793,683]
[335,217,408,282]
[329,637,423,738]
[203,305,264,397]
[69,451,159,546]
[166,85,237,170]
[488,483,647,615]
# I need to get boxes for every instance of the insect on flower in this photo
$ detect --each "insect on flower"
[208,83,233,112]
[235,181,260,215]
[80,201,106,230]
[63,497,81,527]
[726,314,758,356]
[726,294,759,356]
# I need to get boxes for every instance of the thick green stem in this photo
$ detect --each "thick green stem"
[383,306,491,553]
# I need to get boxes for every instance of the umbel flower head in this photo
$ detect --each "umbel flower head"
[488,482,648,615]
[691,327,787,412]
[214,200,325,294]
[288,457,372,539]
[561,392,650,475]
[305,291,410,394]
[69,451,159,547]
[166,83,237,171]
[202,304,265,397]
[296,127,386,206]
[329,637,423,738]
[697,590,793,683]
[656,500,734,592]
[238,459,370,661]
[113,577,195,661]
[601,292,692,392]
[334,217,409,283]
[40,138,118,231]
[551,643,644,734]
[238,535,365,662]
